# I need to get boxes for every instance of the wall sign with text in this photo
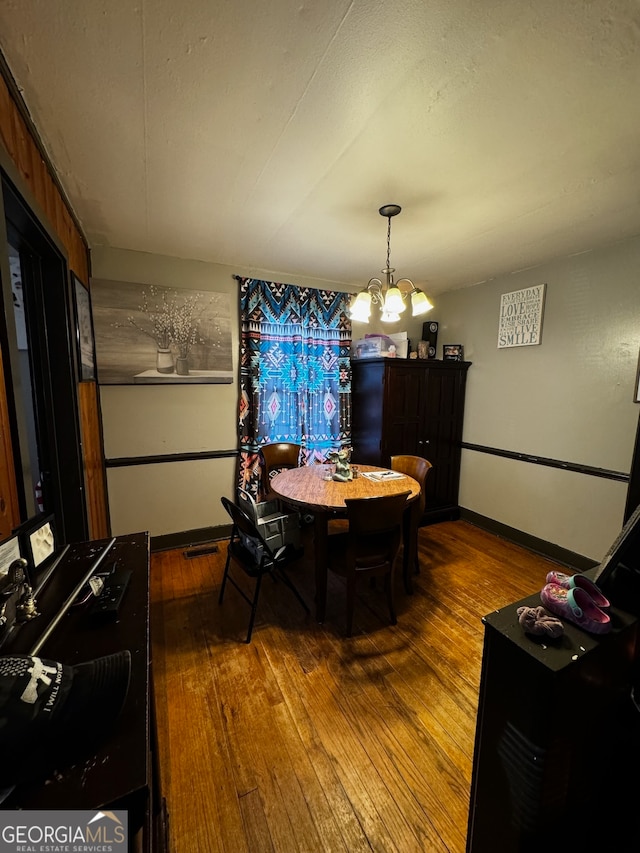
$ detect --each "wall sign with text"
[497,283,546,349]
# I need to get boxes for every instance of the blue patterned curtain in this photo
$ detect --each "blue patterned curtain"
[237,277,352,497]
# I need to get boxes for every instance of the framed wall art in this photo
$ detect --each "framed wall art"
[634,347,640,403]
[497,283,546,349]
[90,279,234,385]
[71,273,96,381]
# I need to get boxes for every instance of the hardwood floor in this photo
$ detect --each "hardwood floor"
[150,519,561,853]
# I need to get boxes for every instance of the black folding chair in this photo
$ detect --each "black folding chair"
[219,496,309,643]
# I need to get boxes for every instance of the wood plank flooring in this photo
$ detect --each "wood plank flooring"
[150,519,561,853]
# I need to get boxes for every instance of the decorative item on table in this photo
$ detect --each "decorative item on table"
[443,344,464,361]
[417,340,429,359]
[326,447,353,482]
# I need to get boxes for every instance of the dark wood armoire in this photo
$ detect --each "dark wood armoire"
[350,357,471,524]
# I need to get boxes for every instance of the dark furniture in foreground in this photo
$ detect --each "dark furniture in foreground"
[0,532,165,852]
[350,358,470,524]
[466,588,640,852]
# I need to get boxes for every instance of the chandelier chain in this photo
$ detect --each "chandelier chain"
[386,216,392,271]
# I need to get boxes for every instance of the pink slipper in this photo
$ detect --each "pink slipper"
[540,583,611,635]
[545,570,610,610]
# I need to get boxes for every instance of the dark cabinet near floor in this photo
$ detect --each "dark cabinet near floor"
[350,357,471,523]
[1,533,167,852]
[467,591,640,852]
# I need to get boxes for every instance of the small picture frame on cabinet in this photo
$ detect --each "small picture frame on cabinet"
[13,513,58,590]
[443,344,464,361]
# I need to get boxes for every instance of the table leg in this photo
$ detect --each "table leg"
[313,511,329,622]
[403,502,419,595]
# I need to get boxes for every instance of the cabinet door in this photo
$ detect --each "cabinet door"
[381,364,425,459]
[421,366,467,514]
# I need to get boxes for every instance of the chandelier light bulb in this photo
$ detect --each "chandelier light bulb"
[383,285,406,314]
[349,290,372,322]
[410,288,433,316]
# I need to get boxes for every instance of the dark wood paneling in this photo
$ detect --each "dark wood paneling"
[0,69,108,539]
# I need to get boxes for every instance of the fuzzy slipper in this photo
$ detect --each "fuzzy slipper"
[546,570,610,609]
[517,605,564,638]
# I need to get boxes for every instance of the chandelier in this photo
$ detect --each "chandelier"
[349,204,433,323]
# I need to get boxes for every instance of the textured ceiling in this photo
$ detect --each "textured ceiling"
[1,0,639,295]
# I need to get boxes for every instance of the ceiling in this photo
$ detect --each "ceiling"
[1,0,639,296]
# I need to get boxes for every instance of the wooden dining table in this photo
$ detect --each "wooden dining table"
[270,464,421,622]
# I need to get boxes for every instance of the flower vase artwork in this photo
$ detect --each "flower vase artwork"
[176,347,190,376]
[156,346,174,374]
[121,286,209,378]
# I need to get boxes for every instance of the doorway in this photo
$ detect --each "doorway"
[0,172,88,544]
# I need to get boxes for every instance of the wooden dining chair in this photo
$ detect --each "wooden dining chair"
[260,442,302,501]
[390,454,433,584]
[327,491,411,637]
[219,496,309,643]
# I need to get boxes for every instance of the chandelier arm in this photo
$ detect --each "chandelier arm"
[395,278,415,303]
[367,278,384,306]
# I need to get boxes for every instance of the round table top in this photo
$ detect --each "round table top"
[270,464,420,514]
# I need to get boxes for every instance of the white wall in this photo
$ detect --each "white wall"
[90,247,350,537]
[93,237,639,559]
[423,235,640,561]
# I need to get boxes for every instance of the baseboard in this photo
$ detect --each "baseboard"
[459,508,598,572]
[150,512,598,572]
[151,524,231,553]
